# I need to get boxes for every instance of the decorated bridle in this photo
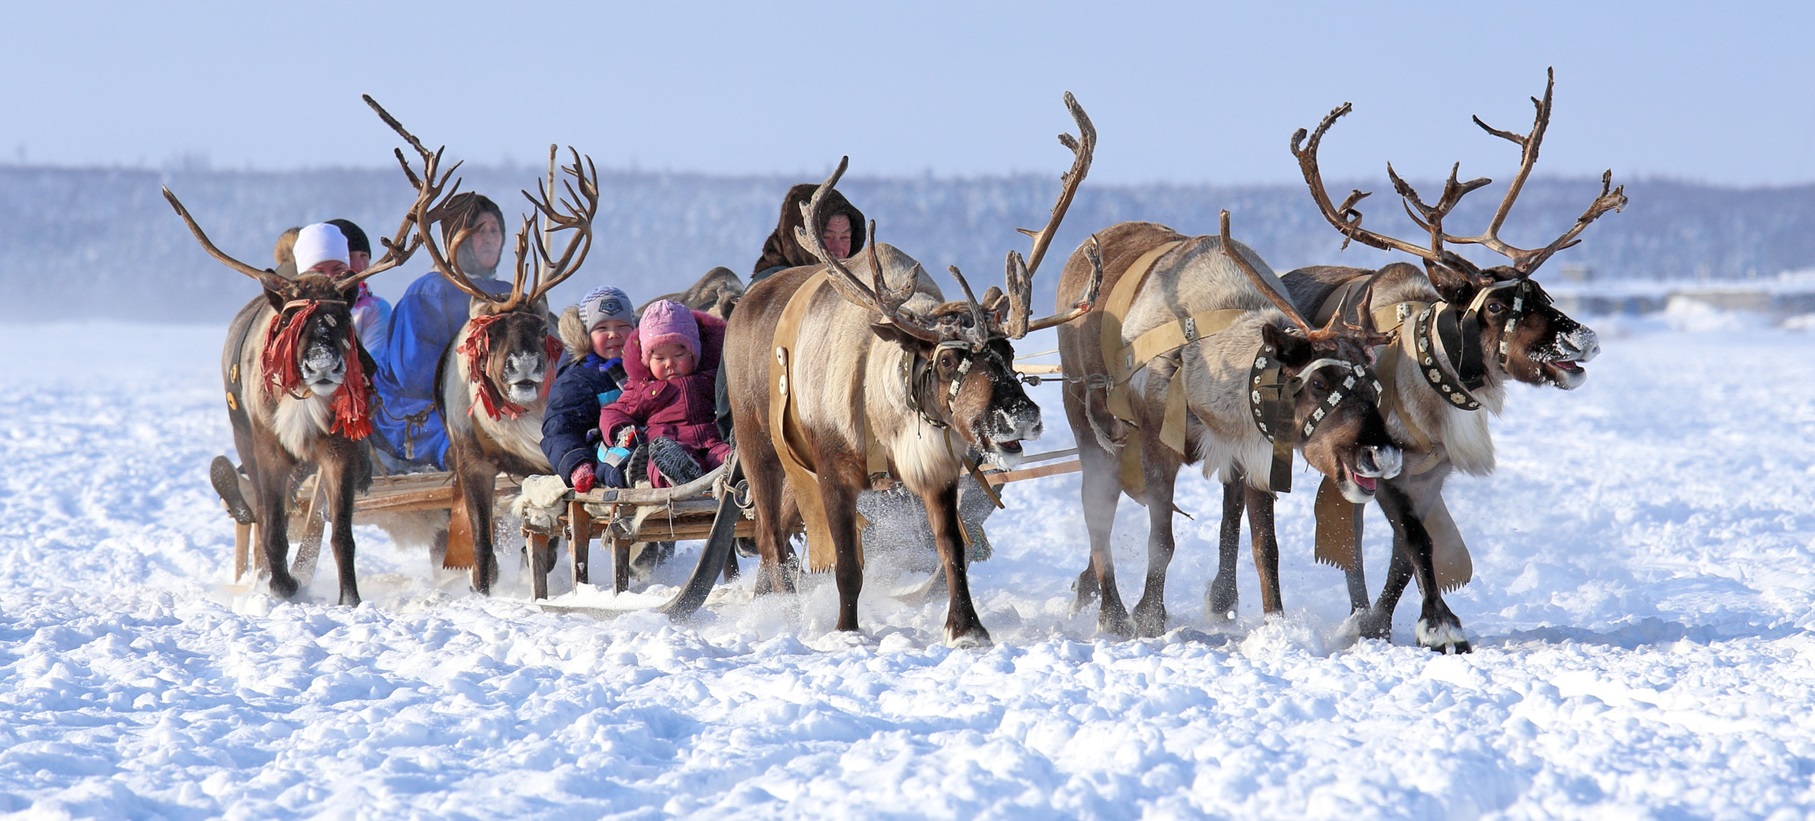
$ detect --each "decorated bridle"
[1246,344,1384,492]
[1219,211,1389,493]
[455,312,566,421]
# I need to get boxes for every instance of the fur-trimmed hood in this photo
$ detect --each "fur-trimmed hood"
[751,183,867,276]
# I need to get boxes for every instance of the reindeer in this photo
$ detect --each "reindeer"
[375,102,601,596]
[724,94,1099,647]
[1240,69,1623,652]
[1058,210,1404,638]
[167,111,443,604]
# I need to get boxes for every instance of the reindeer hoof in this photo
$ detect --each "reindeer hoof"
[1070,568,1101,612]
[210,456,256,524]
[1132,601,1168,638]
[268,572,300,600]
[1355,608,1393,642]
[1097,609,1135,639]
[945,625,992,649]
[1205,587,1238,623]
[338,589,362,607]
[1415,619,1470,653]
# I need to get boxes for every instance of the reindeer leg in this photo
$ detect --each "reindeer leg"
[1131,456,1182,638]
[251,441,300,600]
[1375,482,1468,653]
[1077,445,1132,637]
[1358,535,1411,641]
[818,477,865,633]
[317,443,361,607]
[457,460,501,596]
[743,449,795,596]
[1244,486,1284,615]
[924,482,989,648]
[1206,475,1245,622]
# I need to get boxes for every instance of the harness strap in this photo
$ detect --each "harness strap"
[1417,305,1485,411]
[1313,279,1371,328]
[770,271,891,572]
[1101,240,1186,423]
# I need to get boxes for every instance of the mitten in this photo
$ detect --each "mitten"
[570,462,597,494]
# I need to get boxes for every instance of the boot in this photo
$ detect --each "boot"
[648,437,703,486]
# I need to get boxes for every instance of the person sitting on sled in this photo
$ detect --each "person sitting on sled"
[541,285,637,494]
[596,299,730,489]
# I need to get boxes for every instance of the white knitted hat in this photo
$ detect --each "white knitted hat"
[293,223,350,274]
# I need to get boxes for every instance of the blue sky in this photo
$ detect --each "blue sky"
[6,1,1811,187]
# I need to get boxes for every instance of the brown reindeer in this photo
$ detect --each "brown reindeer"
[724,94,1100,647]
[168,111,445,604]
[376,103,601,596]
[1059,211,1404,638]
[1242,69,1623,652]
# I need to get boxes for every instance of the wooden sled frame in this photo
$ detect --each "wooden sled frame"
[520,447,1082,602]
[226,470,520,587]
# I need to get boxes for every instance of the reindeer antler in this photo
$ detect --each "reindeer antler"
[1219,210,1319,336]
[1294,69,1626,281]
[998,92,1098,339]
[161,188,293,294]
[495,147,602,312]
[1442,68,1628,275]
[794,157,943,342]
[366,96,513,307]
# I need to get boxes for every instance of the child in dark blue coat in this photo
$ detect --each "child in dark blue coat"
[540,286,637,492]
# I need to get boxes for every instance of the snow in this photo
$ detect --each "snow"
[2,318,1814,818]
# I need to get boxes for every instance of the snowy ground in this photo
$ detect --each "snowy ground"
[1,312,1813,819]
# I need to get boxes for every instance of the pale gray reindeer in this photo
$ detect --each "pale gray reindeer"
[723,93,1100,647]
[1058,212,1404,638]
[1234,68,1622,652]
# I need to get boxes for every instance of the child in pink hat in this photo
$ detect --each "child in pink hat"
[597,300,731,488]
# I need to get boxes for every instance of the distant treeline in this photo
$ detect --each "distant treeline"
[3,164,1810,323]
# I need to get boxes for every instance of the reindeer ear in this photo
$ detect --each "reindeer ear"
[1423,261,1478,305]
[870,321,924,349]
[1261,322,1314,366]
[263,284,288,312]
[339,284,360,305]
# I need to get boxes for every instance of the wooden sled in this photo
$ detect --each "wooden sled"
[521,461,757,601]
[225,468,520,586]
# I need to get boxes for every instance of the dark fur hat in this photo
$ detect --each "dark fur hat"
[751,184,866,275]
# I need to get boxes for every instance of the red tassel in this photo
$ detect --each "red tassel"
[332,334,374,440]
[260,303,318,398]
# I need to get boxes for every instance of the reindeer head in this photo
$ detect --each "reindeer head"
[163,105,431,418]
[1257,322,1401,502]
[796,94,1101,468]
[264,273,364,398]
[381,107,601,420]
[1293,68,1621,394]
[1220,213,1401,502]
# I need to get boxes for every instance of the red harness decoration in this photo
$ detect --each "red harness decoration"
[259,301,374,439]
[457,314,564,421]
[260,302,320,399]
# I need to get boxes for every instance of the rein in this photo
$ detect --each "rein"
[259,298,373,439]
[458,313,563,421]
